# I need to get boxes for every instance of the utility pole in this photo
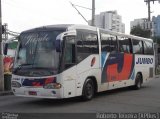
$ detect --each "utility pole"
[148,0,151,21]
[91,0,95,26]
[144,0,159,21]
[3,24,8,41]
[0,0,4,91]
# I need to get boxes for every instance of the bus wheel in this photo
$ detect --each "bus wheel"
[134,73,142,90]
[82,79,94,101]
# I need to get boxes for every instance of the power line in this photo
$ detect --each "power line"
[7,29,20,35]
[70,2,89,24]
[72,4,92,10]
[70,1,95,26]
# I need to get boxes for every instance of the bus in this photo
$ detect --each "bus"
[11,24,154,100]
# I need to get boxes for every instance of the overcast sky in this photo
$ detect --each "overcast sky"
[2,0,160,34]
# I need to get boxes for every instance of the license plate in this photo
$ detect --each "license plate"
[28,91,37,95]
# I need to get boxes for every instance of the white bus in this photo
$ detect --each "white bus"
[11,24,154,100]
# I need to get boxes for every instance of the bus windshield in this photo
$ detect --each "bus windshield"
[13,30,64,77]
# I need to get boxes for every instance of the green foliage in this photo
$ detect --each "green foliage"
[130,25,151,38]
[156,66,160,75]
[152,36,160,44]
[8,41,18,49]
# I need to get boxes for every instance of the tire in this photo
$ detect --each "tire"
[82,79,94,101]
[134,73,142,90]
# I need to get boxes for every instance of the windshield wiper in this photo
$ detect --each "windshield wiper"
[31,67,56,74]
[13,63,33,73]
[18,63,33,68]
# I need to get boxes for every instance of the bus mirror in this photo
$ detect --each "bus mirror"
[55,39,61,52]
[158,48,160,53]
[56,33,65,52]
[3,43,8,55]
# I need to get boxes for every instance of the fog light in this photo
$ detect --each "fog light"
[11,81,21,88]
[52,91,56,94]
[12,89,15,92]
[44,83,61,89]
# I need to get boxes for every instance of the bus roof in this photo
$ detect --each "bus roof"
[99,28,153,43]
[20,24,153,43]
[68,24,97,32]
[69,25,153,43]
[20,24,97,34]
[21,24,73,34]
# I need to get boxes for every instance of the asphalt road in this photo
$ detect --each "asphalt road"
[0,78,160,118]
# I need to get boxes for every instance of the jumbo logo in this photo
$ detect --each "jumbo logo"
[136,58,153,64]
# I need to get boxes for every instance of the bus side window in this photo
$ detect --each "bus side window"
[101,33,111,52]
[76,30,98,63]
[132,39,143,54]
[110,36,118,53]
[100,30,117,53]
[143,41,154,55]
[118,37,132,53]
[64,36,76,69]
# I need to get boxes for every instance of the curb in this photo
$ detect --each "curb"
[0,91,13,96]
[155,75,160,79]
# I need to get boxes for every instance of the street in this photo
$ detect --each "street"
[0,77,160,118]
[0,78,160,119]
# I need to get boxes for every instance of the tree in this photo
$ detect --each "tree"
[130,25,151,38]
[152,36,160,44]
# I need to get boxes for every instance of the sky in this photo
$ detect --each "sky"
[2,0,160,34]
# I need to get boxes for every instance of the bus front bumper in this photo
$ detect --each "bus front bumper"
[12,87,63,99]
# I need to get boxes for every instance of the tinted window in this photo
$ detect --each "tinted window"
[101,33,110,52]
[119,38,132,53]
[76,30,98,62]
[143,41,154,55]
[83,33,98,53]
[132,39,143,54]
[100,31,118,53]
[64,36,76,64]
[110,36,117,53]
[13,30,64,76]
[64,36,76,69]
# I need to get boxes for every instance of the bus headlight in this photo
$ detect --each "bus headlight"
[11,81,21,88]
[44,83,61,89]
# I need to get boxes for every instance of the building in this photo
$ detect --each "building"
[89,10,125,33]
[152,15,160,37]
[130,18,154,37]
[130,16,160,37]
[131,16,160,69]
[130,18,154,31]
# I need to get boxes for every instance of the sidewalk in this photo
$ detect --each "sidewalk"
[0,90,13,96]
[155,74,160,79]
